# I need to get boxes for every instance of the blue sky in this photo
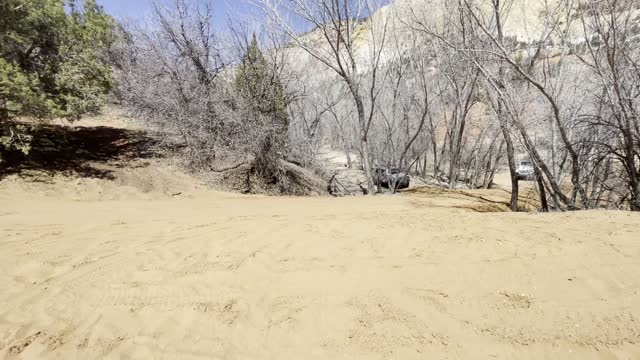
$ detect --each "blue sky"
[98,0,255,25]
[98,0,390,33]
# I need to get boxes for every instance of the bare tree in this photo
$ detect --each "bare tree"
[254,0,390,194]
[111,0,640,208]
[113,0,328,194]
[563,0,640,210]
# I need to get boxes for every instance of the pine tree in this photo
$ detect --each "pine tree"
[234,34,290,182]
[58,0,116,119]
[0,0,115,121]
[234,34,288,132]
[0,0,68,120]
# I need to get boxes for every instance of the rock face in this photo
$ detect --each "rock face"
[286,0,640,77]
[280,0,543,108]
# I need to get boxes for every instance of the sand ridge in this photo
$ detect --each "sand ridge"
[1,190,639,359]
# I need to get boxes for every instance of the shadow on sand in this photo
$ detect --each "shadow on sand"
[0,123,159,181]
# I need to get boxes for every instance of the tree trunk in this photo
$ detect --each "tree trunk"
[622,129,640,211]
[501,126,519,211]
[422,152,427,177]
[630,179,640,211]
[358,120,374,195]
[398,98,428,172]
[490,1,518,211]
[342,136,352,169]
[536,166,549,212]
[345,79,374,195]
[431,137,439,177]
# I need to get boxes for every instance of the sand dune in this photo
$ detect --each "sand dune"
[1,183,639,359]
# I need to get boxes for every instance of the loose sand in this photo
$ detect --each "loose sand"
[1,184,639,359]
[1,110,639,359]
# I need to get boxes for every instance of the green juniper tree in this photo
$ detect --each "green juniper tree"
[59,0,116,119]
[0,0,114,155]
[234,34,288,133]
[234,34,289,181]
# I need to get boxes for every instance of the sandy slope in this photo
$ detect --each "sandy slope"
[1,184,639,359]
[1,110,639,359]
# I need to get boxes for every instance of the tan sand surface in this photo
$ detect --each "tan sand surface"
[1,183,639,359]
[1,109,639,359]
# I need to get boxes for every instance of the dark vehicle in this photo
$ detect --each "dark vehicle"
[516,160,535,181]
[373,167,410,191]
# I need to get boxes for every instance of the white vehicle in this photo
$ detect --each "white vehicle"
[516,160,535,180]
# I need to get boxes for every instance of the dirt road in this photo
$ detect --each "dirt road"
[1,186,639,359]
